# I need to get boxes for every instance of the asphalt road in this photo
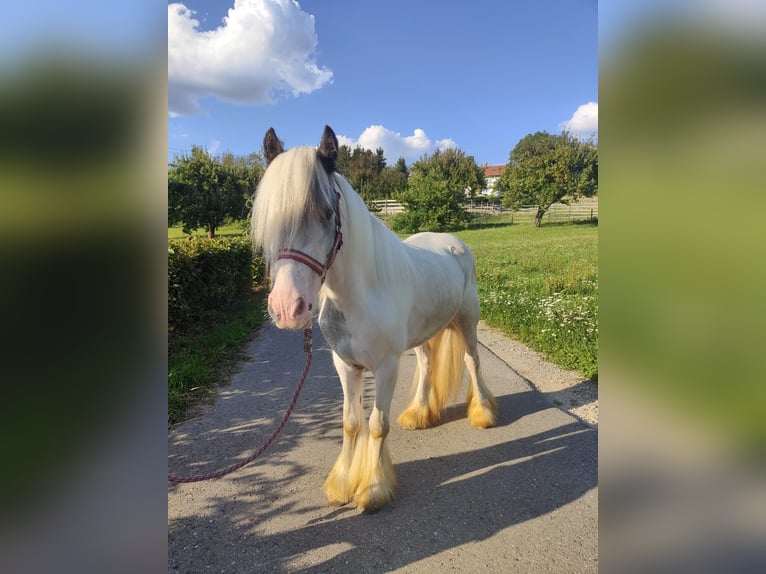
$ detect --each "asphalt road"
[168,322,598,573]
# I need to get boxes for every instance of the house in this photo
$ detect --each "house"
[481,164,506,197]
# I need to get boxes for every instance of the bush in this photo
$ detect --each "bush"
[390,210,424,234]
[392,168,472,233]
[391,203,472,234]
[168,236,264,330]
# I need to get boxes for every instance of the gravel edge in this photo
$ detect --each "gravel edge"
[476,321,598,428]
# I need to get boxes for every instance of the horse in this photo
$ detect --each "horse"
[251,125,497,512]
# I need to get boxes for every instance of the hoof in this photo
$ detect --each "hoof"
[354,481,396,512]
[397,405,440,430]
[468,398,498,429]
[323,468,355,507]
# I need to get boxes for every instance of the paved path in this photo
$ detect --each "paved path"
[168,323,597,573]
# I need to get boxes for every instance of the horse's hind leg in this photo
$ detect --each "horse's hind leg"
[464,344,498,428]
[397,344,440,429]
[454,312,497,429]
[324,352,366,506]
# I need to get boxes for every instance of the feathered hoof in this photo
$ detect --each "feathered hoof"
[468,398,498,429]
[352,447,397,512]
[323,467,355,506]
[397,405,440,430]
[354,480,396,512]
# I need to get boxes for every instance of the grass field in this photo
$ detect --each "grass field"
[456,216,598,380]
[168,220,246,239]
[168,213,598,424]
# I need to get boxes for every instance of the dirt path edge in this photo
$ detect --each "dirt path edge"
[476,320,598,427]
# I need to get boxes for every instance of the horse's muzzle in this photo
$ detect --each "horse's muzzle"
[268,295,312,331]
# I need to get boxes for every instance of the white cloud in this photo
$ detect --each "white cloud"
[208,139,222,155]
[337,125,458,165]
[560,101,598,139]
[168,0,333,116]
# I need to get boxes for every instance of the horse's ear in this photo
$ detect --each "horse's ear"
[317,125,338,174]
[263,127,284,164]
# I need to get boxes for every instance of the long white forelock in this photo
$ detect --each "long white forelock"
[252,147,336,265]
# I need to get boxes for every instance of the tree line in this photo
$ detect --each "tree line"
[168,131,598,236]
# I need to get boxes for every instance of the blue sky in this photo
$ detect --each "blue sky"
[168,0,597,167]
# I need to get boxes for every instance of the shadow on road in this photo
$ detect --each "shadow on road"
[169,378,597,572]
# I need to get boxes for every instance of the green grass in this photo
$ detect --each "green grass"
[168,220,247,239]
[455,216,598,380]
[168,294,266,425]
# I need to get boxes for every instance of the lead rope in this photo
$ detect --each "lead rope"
[168,326,313,483]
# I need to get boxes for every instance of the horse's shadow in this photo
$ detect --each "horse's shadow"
[169,390,597,572]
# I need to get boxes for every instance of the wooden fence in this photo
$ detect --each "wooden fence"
[369,199,598,223]
[369,199,405,214]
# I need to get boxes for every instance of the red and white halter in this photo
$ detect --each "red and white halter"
[276,190,343,284]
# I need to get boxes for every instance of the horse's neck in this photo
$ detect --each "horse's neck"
[322,190,409,307]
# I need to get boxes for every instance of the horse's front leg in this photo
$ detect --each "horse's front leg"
[354,355,399,512]
[323,352,365,506]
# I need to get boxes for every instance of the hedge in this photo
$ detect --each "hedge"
[168,236,265,330]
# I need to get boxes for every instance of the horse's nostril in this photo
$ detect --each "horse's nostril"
[308,302,313,311]
[295,297,306,316]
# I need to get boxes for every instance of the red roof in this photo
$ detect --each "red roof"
[484,165,506,178]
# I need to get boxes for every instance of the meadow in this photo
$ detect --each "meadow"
[168,214,598,423]
[457,216,598,380]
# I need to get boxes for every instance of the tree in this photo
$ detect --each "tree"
[375,166,408,203]
[497,131,598,227]
[392,148,482,233]
[168,146,261,238]
[394,156,409,177]
[424,147,486,199]
[336,145,408,205]
[219,150,265,225]
[337,145,385,200]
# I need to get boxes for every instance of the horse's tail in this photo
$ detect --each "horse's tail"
[426,323,465,420]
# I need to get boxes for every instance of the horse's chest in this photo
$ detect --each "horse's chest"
[318,300,360,368]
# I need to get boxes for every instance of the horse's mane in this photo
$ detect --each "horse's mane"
[330,173,414,293]
[252,145,413,292]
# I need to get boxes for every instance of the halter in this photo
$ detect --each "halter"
[277,190,343,283]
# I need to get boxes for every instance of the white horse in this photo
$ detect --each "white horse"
[252,126,497,512]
